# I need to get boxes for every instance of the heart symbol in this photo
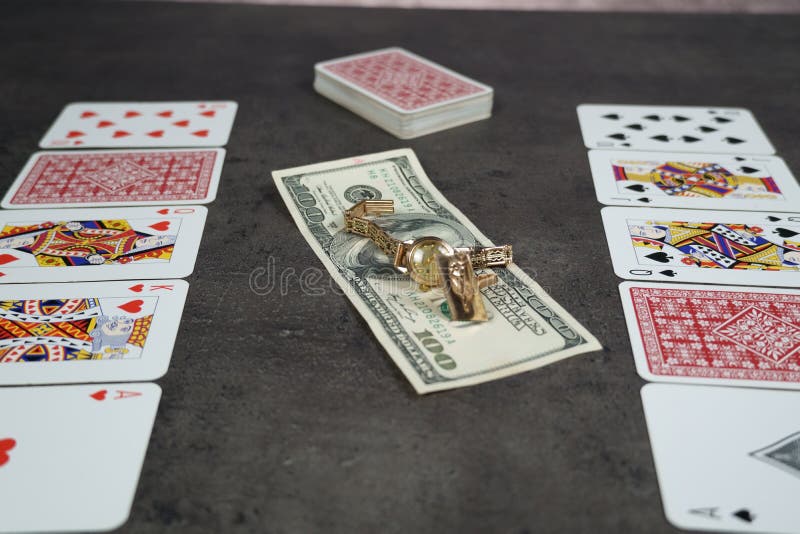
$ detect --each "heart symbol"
[147,130,164,138]
[118,299,143,314]
[157,208,169,215]
[191,129,209,137]
[129,283,144,293]
[0,254,19,266]
[97,120,114,128]
[625,184,646,193]
[149,221,170,231]
[646,251,672,263]
[80,111,97,118]
[66,130,85,138]
[0,438,16,467]
[124,111,141,118]
[90,389,107,401]
[157,111,173,118]
[173,120,190,127]
[660,270,677,277]
[200,110,216,117]
[74,141,84,145]
[113,130,131,138]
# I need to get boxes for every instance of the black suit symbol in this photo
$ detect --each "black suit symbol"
[713,116,733,123]
[643,114,661,121]
[651,135,670,142]
[774,228,799,238]
[739,166,759,174]
[626,184,646,193]
[734,156,746,161]
[646,252,673,263]
[681,136,701,143]
[697,125,718,133]
[660,270,677,277]
[608,133,628,140]
[733,509,755,523]
[625,123,644,130]
[602,113,621,120]
[723,137,745,144]
[767,216,781,221]
[672,115,690,122]
[637,197,651,203]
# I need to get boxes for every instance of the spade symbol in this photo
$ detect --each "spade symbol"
[739,166,759,174]
[621,143,631,147]
[714,117,733,124]
[637,197,652,203]
[734,156,746,161]
[681,136,701,143]
[723,137,745,144]
[660,270,677,277]
[626,184,646,193]
[733,509,755,523]
[767,216,781,221]
[697,125,718,133]
[672,115,690,122]
[625,123,644,131]
[644,114,661,121]
[646,251,673,263]
[602,113,621,120]
[608,133,628,140]
[774,228,799,238]
[651,135,670,142]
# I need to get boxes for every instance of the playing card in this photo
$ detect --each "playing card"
[588,150,800,211]
[642,384,800,533]
[620,282,800,389]
[2,149,225,208]
[0,280,187,385]
[0,382,160,533]
[601,207,800,287]
[315,47,493,114]
[39,101,237,148]
[577,104,775,155]
[0,205,206,283]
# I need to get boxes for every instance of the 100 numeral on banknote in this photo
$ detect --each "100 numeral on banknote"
[272,149,600,393]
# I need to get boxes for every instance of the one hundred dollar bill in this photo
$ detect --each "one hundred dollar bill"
[272,149,601,393]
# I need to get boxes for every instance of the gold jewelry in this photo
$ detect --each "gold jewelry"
[344,200,513,322]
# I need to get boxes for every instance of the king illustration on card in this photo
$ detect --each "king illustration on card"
[620,282,800,389]
[588,150,800,211]
[0,280,187,385]
[0,206,206,283]
[0,297,154,363]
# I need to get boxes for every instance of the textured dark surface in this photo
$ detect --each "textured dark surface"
[1,2,798,533]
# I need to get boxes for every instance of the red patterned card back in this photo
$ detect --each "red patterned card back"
[630,286,800,383]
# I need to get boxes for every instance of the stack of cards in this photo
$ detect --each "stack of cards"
[0,100,237,532]
[577,104,800,533]
[314,48,493,139]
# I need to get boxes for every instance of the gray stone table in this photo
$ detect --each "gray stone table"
[1,1,798,532]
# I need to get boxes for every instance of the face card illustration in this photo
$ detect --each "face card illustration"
[588,150,800,211]
[601,207,800,287]
[0,205,206,283]
[642,384,800,533]
[620,282,800,389]
[577,104,775,154]
[39,101,237,148]
[0,383,160,533]
[0,280,187,385]
[316,47,493,114]
[2,149,225,209]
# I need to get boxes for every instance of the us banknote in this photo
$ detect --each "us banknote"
[272,149,601,393]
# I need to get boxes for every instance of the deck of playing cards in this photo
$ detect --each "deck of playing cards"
[314,48,493,139]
